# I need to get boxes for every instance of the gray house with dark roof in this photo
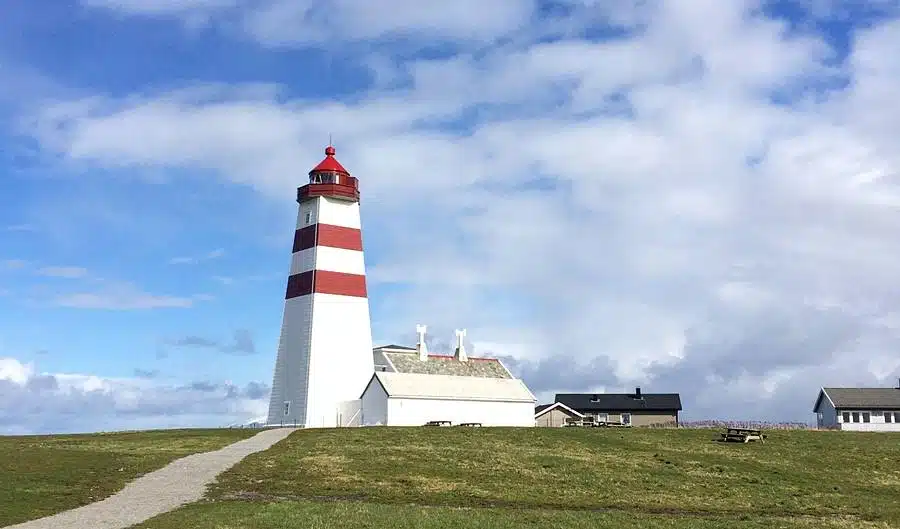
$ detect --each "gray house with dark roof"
[813,381,900,431]
[554,388,682,427]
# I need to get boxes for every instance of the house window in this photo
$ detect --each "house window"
[885,412,893,423]
[852,412,860,423]
[621,413,632,425]
[862,412,871,423]
[842,412,850,423]
[283,401,291,416]
[597,413,608,423]
[895,412,900,423]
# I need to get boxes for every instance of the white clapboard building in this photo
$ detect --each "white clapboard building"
[358,327,536,427]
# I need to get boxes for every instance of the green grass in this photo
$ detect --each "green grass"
[137,499,894,529]
[0,428,257,527]
[135,427,900,529]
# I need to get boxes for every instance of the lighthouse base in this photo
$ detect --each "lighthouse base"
[266,293,374,428]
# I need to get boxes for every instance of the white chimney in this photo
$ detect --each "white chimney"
[416,324,428,361]
[454,328,468,362]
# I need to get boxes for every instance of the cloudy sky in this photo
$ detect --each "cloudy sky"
[2,0,900,434]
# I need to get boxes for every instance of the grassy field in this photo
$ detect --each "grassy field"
[0,428,257,527]
[135,427,900,529]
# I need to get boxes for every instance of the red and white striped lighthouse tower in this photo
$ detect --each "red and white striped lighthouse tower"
[266,145,374,427]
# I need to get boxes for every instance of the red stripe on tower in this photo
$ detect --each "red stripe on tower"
[285,271,367,299]
[292,224,363,253]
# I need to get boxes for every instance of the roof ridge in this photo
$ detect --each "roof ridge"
[823,387,900,390]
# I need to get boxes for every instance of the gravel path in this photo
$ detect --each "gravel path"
[4,427,297,529]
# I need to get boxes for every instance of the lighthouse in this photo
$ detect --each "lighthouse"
[266,145,375,428]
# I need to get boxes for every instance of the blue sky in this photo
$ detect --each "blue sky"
[2,0,900,434]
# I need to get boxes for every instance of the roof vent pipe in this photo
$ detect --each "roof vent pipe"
[454,328,468,362]
[416,324,428,362]
[635,387,642,398]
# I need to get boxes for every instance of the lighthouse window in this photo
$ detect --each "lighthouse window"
[283,401,291,416]
[311,172,338,184]
[304,212,312,225]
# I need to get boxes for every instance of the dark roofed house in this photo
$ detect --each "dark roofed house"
[813,380,900,431]
[554,388,682,427]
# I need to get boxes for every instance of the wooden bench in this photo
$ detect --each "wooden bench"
[457,422,482,427]
[719,428,767,443]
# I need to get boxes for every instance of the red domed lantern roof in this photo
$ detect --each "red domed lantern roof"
[309,145,349,175]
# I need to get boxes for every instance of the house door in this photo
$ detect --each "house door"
[621,413,631,426]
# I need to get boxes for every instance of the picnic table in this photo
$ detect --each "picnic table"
[719,427,767,443]
[424,420,452,427]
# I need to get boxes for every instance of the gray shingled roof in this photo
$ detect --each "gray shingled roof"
[383,352,511,378]
[818,387,900,410]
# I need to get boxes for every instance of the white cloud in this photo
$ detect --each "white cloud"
[168,248,226,265]
[52,283,202,310]
[0,357,32,385]
[35,266,89,279]
[82,0,236,16]
[2,263,199,310]
[0,357,267,434]
[80,0,536,45]
[242,0,535,46]
[4,224,37,232]
[19,3,900,421]
[2,259,28,270]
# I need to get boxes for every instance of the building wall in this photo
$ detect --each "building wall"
[267,295,314,427]
[536,408,577,427]
[816,397,839,428]
[577,410,678,427]
[386,398,535,427]
[313,196,363,229]
[839,422,900,432]
[629,411,678,427]
[338,399,362,427]
[360,381,388,426]
[306,293,374,428]
[835,409,900,431]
